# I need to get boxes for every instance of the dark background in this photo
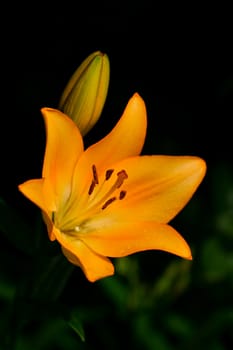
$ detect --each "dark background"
[1,2,233,349]
[2,2,232,181]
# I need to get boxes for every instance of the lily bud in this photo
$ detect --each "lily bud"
[59,51,110,136]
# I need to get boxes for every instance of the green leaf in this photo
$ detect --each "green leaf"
[19,253,74,303]
[68,308,85,342]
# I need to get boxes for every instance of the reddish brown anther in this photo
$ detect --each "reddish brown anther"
[92,164,99,184]
[105,169,114,180]
[102,197,117,210]
[119,190,127,200]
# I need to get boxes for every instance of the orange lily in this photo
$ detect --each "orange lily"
[18,93,206,282]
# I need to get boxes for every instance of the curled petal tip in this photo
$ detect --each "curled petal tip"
[132,92,141,98]
[130,92,144,104]
[126,92,147,119]
[199,158,207,175]
[191,157,207,185]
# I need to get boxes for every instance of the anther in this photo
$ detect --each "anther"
[119,190,127,200]
[102,197,117,210]
[88,180,96,195]
[92,164,99,184]
[105,169,114,180]
[88,164,99,195]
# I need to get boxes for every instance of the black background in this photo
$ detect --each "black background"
[1,2,232,199]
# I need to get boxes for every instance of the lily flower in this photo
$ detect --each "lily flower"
[18,93,206,282]
[59,51,110,136]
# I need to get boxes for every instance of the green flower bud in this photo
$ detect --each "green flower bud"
[59,51,110,136]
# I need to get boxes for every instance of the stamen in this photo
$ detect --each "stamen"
[88,164,99,195]
[86,166,128,213]
[119,190,127,200]
[102,197,117,210]
[88,180,96,195]
[105,169,114,180]
[92,164,99,184]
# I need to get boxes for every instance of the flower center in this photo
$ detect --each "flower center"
[87,164,128,210]
[57,164,128,233]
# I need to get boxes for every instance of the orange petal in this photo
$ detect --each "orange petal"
[53,228,114,282]
[18,179,47,213]
[68,93,147,201]
[100,155,206,224]
[79,221,192,259]
[18,179,56,240]
[84,93,147,171]
[41,108,84,210]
